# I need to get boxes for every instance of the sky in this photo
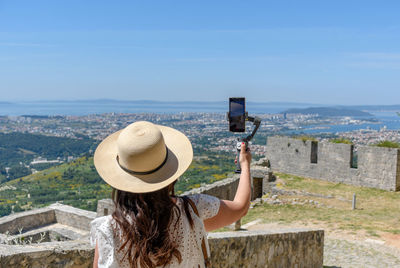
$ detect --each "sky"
[0,0,400,105]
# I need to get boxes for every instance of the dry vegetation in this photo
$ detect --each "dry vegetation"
[237,172,400,241]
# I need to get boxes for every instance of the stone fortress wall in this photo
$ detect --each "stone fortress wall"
[1,165,324,267]
[266,136,400,191]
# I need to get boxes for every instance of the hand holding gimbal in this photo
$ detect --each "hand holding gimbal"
[228,97,261,173]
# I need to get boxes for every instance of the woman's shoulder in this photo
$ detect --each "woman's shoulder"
[181,194,220,220]
[91,215,113,228]
[90,215,113,246]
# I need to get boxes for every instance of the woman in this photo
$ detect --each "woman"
[90,121,251,267]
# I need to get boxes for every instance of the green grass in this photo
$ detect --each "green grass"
[330,138,353,144]
[292,135,317,142]
[239,172,400,237]
[373,140,400,148]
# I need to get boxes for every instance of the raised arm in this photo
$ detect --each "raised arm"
[203,142,252,231]
[93,242,99,268]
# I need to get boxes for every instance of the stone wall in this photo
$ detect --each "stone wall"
[0,207,56,235]
[0,240,93,268]
[183,176,240,200]
[0,229,324,268]
[266,136,400,191]
[0,203,96,244]
[208,229,324,268]
[49,203,96,232]
[357,146,400,191]
[96,198,114,217]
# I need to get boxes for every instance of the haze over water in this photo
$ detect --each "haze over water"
[1,100,400,134]
[0,100,311,116]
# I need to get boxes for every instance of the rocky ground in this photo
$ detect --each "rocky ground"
[244,166,400,267]
[246,221,400,267]
[324,238,400,268]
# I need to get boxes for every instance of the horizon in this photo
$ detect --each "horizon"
[1,99,400,107]
[1,1,400,104]
[1,99,400,117]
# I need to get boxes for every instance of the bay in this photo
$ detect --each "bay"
[1,100,399,132]
[0,100,311,116]
[299,112,400,133]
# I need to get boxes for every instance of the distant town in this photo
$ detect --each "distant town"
[1,112,400,161]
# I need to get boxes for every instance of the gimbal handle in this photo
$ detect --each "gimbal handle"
[243,115,261,142]
[234,114,261,173]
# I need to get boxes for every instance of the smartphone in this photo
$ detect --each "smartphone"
[229,97,246,132]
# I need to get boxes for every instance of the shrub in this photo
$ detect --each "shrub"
[292,135,317,143]
[374,141,400,148]
[330,138,353,145]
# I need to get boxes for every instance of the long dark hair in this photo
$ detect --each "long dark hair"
[111,182,191,268]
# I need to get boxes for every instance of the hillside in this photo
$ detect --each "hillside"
[0,132,97,182]
[0,150,235,216]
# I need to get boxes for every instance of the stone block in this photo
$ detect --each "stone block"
[96,199,114,217]
[208,228,324,268]
[0,241,94,268]
[49,203,96,231]
[1,229,324,268]
[266,136,400,191]
[0,207,56,235]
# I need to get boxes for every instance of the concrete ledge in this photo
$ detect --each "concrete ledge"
[208,228,324,268]
[183,175,240,200]
[0,203,95,246]
[49,203,96,231]
[0,240,93,268]
[0,207,56,235]
[0,229,324,268]
[4,223,90,245]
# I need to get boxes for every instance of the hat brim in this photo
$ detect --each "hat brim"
[94,125,193,193]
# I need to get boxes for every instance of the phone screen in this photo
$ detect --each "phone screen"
[229,97,245,132]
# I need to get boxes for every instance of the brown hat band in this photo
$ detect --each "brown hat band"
[116,148,169,176]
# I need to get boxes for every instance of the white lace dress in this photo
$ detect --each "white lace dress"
[90,194,220,268]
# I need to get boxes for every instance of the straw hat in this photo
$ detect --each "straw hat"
[94,121,193,193]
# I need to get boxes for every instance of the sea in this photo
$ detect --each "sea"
[1,100,399,133]
[0,100,312,116]
[300,111,400,134]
